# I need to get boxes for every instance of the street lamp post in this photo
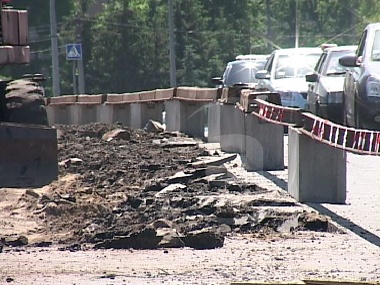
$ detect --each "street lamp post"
[168,0,177,87]
[50,0,60,96]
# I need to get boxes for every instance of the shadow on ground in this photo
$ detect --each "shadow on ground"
[306,203,380,248]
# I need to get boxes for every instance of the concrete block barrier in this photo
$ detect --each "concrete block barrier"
[165,99,207,138]
[139,90,156,102]
[207,102,221,143]
[155,88,174,101]
[101,94,132,125]
[220,87,245,104]
[76,94,106,104]
[244,113,284,171]
[130,101,164,129]
[1,9,20,45]
[288,127,346,203]
[47,95,78,125]
[123,93,140,103]
[49,95,78,105]
[196,88,218,101]
[220,103,245,154]
[165,100,183,132]
[164,87,217,137]
[176,86,198,100]
[73,94,106,125]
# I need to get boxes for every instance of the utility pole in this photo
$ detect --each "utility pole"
[168,0,177,87]
[295,0,299,48]
[266,0,272,51]
[76,7,85,94]
[50,0,60,96]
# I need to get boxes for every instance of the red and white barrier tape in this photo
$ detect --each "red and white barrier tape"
[253,99,380,155]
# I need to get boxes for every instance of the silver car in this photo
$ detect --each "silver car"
[306,45,357,123]
[255,47,322,109]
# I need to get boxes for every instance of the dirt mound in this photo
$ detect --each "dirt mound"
[2,123,337,250]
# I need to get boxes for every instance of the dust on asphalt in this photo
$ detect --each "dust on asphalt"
[2,123,336,251]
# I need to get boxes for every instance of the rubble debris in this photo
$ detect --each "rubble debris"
[3,123,338,250]
[183,229,225,249]
[101,128,131,141]
[144,119,164,133]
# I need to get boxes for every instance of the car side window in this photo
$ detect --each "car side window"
[315,53,327,74]
[357,30,367,57]
[264,54,274,73]
[222,64,232,81]
[371,30,380,60]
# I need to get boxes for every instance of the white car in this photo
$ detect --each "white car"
[255,47,322,109]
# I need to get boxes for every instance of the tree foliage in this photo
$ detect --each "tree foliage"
[3,0,380,95]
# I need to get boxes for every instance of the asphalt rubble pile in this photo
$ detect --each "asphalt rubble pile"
[5,122,337,251]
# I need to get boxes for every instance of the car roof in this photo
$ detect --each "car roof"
[324,45,357,53]
[272,47,322,55]
[235,54,269,60]
[366,22,380,30]
[227,58,268,66]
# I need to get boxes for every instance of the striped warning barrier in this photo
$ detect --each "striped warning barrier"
[301,112,380,155]
[251,98,303,127]
[251,98,380,155]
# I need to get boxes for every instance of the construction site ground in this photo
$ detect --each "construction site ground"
[0,123,379,285]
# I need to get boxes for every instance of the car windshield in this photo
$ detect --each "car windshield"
[274,53,321,79]
[371,30,380,61]
[224,60,266,86]
[325,50,353,76]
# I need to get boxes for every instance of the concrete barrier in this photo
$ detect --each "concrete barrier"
[196,88,218,101]
[207,102,221,143]
[219,103,245,153]
[47,95,77,125]
[131,101,164,129]
[288,127,346,203]
[155,88,174,101]
[128,91,164,129]
[176,86,198,100]
[100,94,131,125]
[72,94,106,125]
[244,113,284,171]
[165,87,215,138]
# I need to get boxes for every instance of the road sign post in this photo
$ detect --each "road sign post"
[66,43,84,94]
[66,43,82,60]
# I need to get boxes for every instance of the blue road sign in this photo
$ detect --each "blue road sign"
[66,43,82,60]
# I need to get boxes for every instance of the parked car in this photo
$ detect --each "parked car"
[305,45,357,123]
[212,54,268,88]
[255,47,322,109]
[339,23,380,130]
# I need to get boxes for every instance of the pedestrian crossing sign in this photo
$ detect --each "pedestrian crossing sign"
[66,43,82,60]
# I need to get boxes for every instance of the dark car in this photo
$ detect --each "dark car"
[339,23,380,130]
[212,54,268,88]
[305,45,357,123]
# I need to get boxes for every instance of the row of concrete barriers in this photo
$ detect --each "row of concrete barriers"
[46,86,346,204]
[46,87,218,138]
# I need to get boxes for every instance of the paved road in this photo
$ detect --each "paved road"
[224,135,380,247]
[317,152,380,245]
